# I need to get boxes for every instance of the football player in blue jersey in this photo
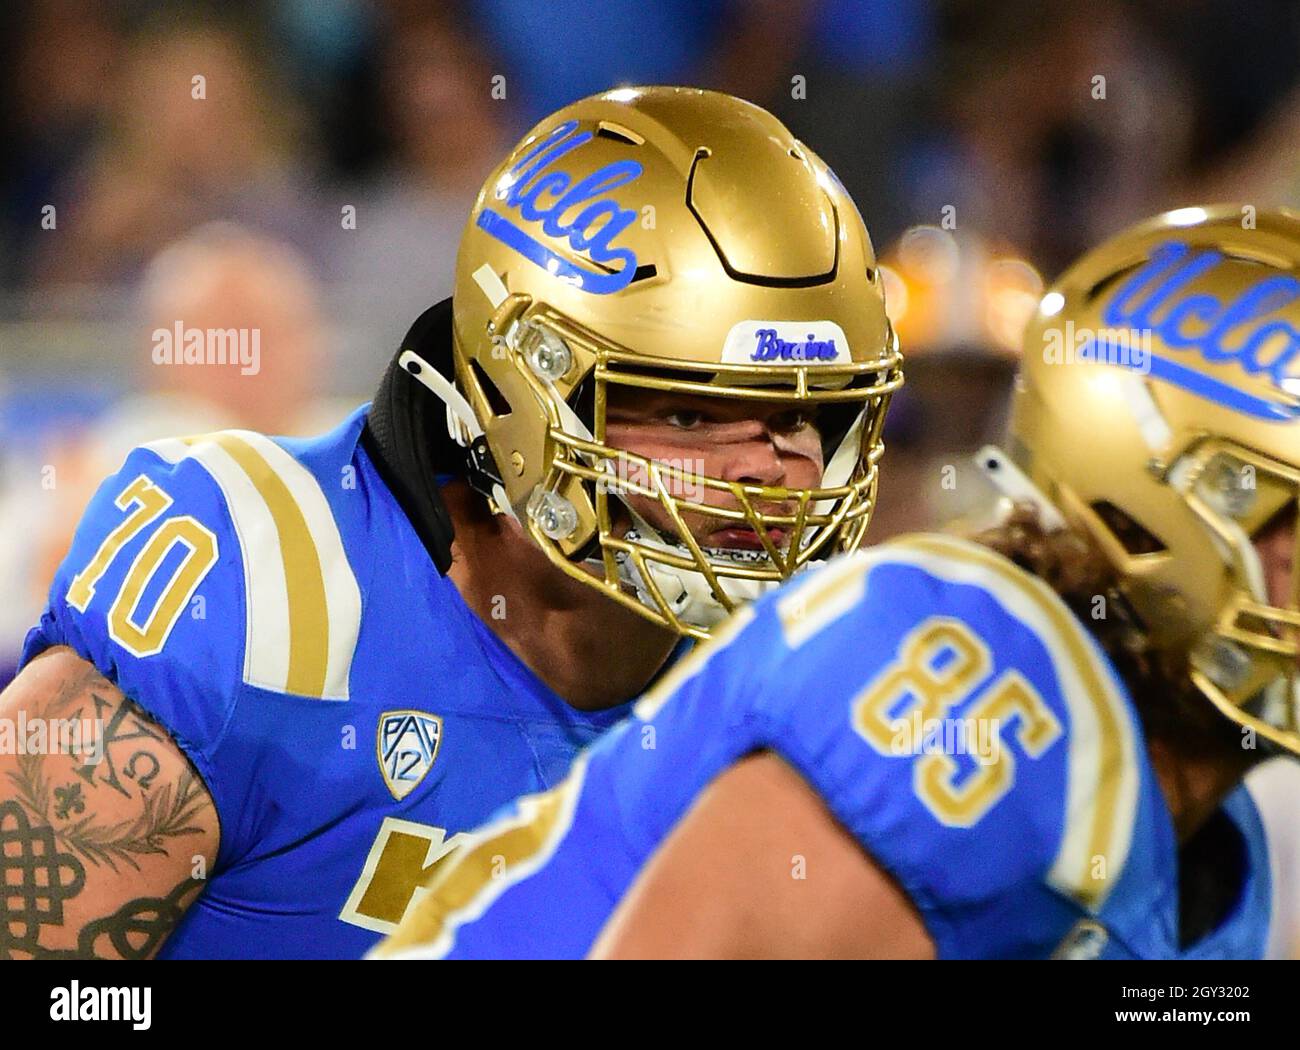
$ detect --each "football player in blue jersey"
[380,205,1300,960]
[0,87,901,958]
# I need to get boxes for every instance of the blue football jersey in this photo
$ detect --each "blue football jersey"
[21,407,640,959]
[384,533,1273,959]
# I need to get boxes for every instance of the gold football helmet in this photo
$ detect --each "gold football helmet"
[994,204,1300,755]
[405,86,901,638]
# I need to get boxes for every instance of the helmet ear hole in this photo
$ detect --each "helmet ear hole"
[468,359,513,418]
[1090,500,1167,556]
[568,375,596,434]
[816,402,862,459]
[1251,501,1298,541]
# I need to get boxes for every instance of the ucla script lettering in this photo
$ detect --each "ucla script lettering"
[476,120,642,295]
[1100,241,1300,420]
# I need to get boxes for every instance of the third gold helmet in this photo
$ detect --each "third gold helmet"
[996,204,1300,755]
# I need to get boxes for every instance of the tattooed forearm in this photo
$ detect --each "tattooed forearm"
[51,774,205,873]
[0,800,87,959]
[27,878,207,960]
[7,750,51,823]
[56,770,209,872]
[7,724,207,873]
[0,647,219,959]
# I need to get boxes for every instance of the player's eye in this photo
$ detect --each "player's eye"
[769,409,816,433]
[664,409,706,430]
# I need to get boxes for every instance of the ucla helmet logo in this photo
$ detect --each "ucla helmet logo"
[476,120,643,295]
[1100,240,1300,421]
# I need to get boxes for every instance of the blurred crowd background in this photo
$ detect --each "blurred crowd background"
[3,0,1300,679]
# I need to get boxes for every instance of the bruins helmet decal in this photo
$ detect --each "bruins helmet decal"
[405,86,902,639]
[995,204,1300,755]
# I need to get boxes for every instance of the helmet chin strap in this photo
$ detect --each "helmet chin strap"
[398,348,519,522]
[974,445,1068,530]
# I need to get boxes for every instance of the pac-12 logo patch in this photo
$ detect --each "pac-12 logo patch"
[377,711,443,801]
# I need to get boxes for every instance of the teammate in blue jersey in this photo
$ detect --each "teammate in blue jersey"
[0,88,901,958]
[380,206,1300,960]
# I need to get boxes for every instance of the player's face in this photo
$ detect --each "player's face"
[603,387,825,550]
[1255,504,1297,611]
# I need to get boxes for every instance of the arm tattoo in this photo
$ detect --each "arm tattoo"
[73,691,163,798]
[0,827,203,961]
[7,739,209,873]
[41,878,206,960]
[1,662,215,958]
[0,801,87,959]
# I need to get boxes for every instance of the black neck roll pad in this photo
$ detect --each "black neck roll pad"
[361,298,461,575]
